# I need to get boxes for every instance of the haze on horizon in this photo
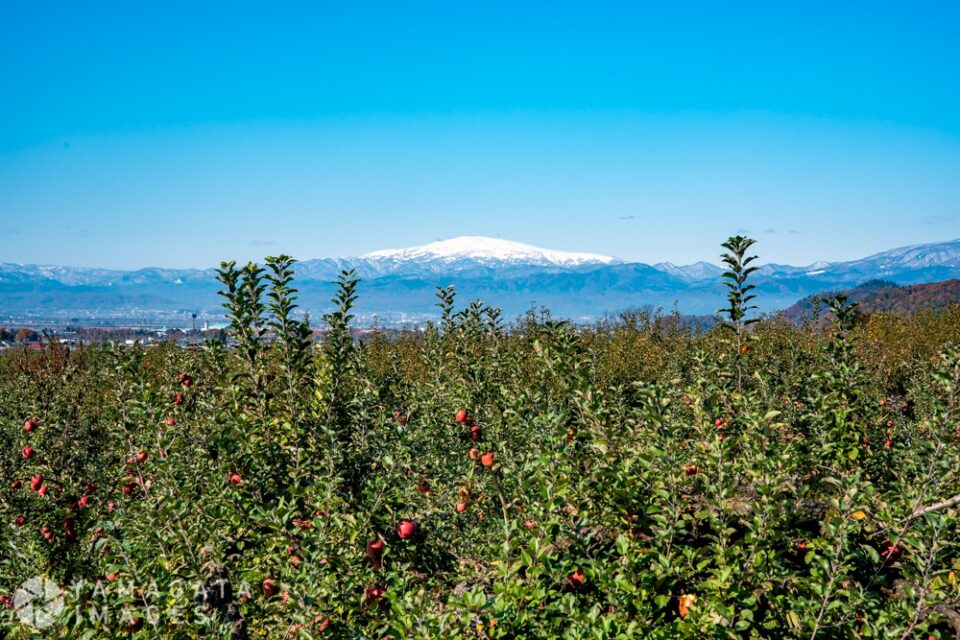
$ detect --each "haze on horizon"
[1,1,958,270]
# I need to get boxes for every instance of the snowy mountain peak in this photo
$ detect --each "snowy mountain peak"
[853,238,960,269]
[361,236,619,266]
[652,261,724,281]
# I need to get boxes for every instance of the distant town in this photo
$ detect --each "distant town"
[0,321,410,352]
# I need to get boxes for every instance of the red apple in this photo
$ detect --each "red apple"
[880,541,902,560]
[22,446,34,459]
[262,578,278,597]
[122,483,135,495]
[468,448,480,461]
[15,516,26,527]
[30,474,44,491]
[86,481,96,493]
[289,555,303,568]
[683,463,699,476]
[135,451,148,464]
[470,424,482,441]
[165,417,175,426]
[365,585,385,602]
[10,480,22,490]
[455,409,468,423]
[481,451,495,468]
[174,393,184,405]
[107,572,118,583]
[568,568,586,589]
[455,502,468,513]
[366,538,384,569]
[78,495,90,509]
[24,419,36,432]
[123,618,144,633]
[229,473,243,486]
[397,520,416,540]
[524,519,536,530]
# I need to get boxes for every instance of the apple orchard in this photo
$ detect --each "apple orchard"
[3,240,960,639]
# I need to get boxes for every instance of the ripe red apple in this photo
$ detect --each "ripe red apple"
[108,501,116,511]
[22,446,34,459]
[366,538,384,570]
[30,474,43,491]
[122,483,135,495]
[107,572,118,583]
[165,417,175,426]
[135,451,148,464]
[174,393,184,405]
[397,520,416,540]
[455,409,468,423]
[568,568,586,589]
[229,473,243,486]
[123,618,144,633]
[468,448,480,461]
[24,419,36,432]
[262,578,278,597]
[524,519,536,530]
[78,495,90,509]
[41,526,53,541]
[714,418,724,428]
[455,502,468,513]
[880,541,902,560]
[470,424,482,441]
[15,516,26,527]
[481,451,495,468]
[365,585,385,602]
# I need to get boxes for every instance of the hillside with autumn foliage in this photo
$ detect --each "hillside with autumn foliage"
[782,278,960,323]
[2,240,960,639]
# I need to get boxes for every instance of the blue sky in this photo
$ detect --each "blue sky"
[1,1,958,269]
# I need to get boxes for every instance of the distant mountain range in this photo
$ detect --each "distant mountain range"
[2,236,960,326]
[781,278,960,323]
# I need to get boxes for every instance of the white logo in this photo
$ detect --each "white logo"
[13,576,64,628]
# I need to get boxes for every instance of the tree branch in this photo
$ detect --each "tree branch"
[909,493,960,521]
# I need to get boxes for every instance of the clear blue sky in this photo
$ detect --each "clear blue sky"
[1,1,958,269]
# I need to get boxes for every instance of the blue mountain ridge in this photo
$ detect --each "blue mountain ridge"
[1,238,959,325]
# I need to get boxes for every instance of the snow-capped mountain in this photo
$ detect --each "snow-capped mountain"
[843,239,960,271]
[362,236,620,267]
[652,261,724,282]
[2,237,960,325]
